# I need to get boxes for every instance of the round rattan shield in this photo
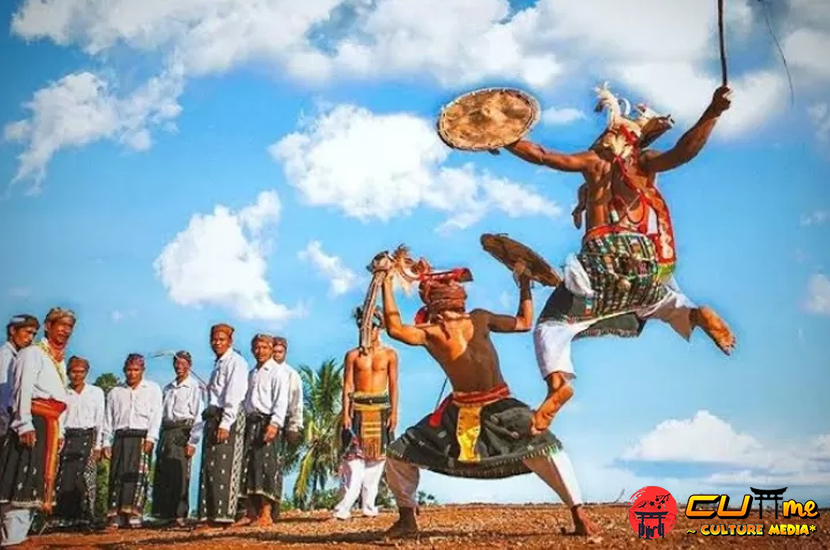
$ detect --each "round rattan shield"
[480,233,561,287]
[437,88,541,151]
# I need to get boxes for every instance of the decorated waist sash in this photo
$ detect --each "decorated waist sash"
[429,384,511,463]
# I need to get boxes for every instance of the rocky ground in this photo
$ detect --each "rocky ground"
[23,504,830,549]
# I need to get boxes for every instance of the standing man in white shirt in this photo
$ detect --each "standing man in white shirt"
[53,356,105,529]
[234,335,290,528]
[151,350,204,527]
[0,314,40,447]
[196,323,249,529]
[0,307,74,547]
[272,337,303,444]
[271,336,302,521]
[101,354,163,530]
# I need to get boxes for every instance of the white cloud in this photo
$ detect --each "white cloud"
[4,67,183,193]
[621,410,765,466]
[804,273,830,315]
[541,106,585,125]
[7,0,830,191]
[269,104,561,232]
[801,209,830,226]
[298,240,361,297]
[808,103,830,143]
[616,65,787,137]
[153,190,304,325]
[622,410,830,483]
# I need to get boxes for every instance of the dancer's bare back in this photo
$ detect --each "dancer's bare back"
[380,276,533,392]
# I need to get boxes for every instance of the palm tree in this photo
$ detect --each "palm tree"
[292,358,344,510]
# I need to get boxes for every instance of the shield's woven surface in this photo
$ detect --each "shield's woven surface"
[480,233,561,287]
[437,88,540,151]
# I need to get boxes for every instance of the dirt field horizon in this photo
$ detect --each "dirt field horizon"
[25,503,830,549]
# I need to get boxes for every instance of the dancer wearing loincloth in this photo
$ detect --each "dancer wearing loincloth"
[152,351,204,526]
[495,83,738,433]
[102,354,163,529]
[196,324,249,528]
[234,334,290,528]
[53,356,104,529]
[333,307,398,520]
[0,308,73,547]
[372,253,597,538]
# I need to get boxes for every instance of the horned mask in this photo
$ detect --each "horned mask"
[591,82,674,158]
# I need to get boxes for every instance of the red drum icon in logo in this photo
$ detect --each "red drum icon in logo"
[627,486,678,539]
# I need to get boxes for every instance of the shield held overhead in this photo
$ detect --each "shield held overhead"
[437,88,541,151]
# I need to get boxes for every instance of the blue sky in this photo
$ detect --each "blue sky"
[1,0,829,506]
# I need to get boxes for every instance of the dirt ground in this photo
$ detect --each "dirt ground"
[22,504,830,549]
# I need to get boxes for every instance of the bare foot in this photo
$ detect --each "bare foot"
[252,514,274,528]
[570,505,601,536]
[383,509,418,539]
[692,306,736,355]
[231,516,254,528]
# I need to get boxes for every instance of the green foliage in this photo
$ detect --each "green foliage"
[93,373,120,395]
[94,460,110,520]
[417,490,438,506]
[375,473,395,509]
[291,358,344,510]
[92,373,119,521]
[309,487,341,510]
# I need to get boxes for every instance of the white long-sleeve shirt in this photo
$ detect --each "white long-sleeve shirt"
[162,375,205,447]
[102,379,163,447]
[9,341,69,437]
[64,383,106,450]
[243,359,291,429]
[0,341,19,436]
[207,349,249,431]
[280,362,304,433]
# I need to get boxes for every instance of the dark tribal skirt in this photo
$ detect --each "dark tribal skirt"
[341,392,394,461]
[107,429,150,518]
[0,398,66,512]
[197,406,246,523]
[386,384,561,479]
[538,230,670,339]
[53,428,97,524]
[151,420,194,520]
[241,413,282,504]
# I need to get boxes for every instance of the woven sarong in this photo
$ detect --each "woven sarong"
[240,413,282,503]
[152,420,194,520]
[196,406,246,523]
[539,230,670,338]
[0,398,66,512]
[342,392,393,461]
[386,384,561,479]
[107,429,150,519]
[54,427,97,524]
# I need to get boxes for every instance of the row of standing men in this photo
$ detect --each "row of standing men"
[0,309,315,547]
